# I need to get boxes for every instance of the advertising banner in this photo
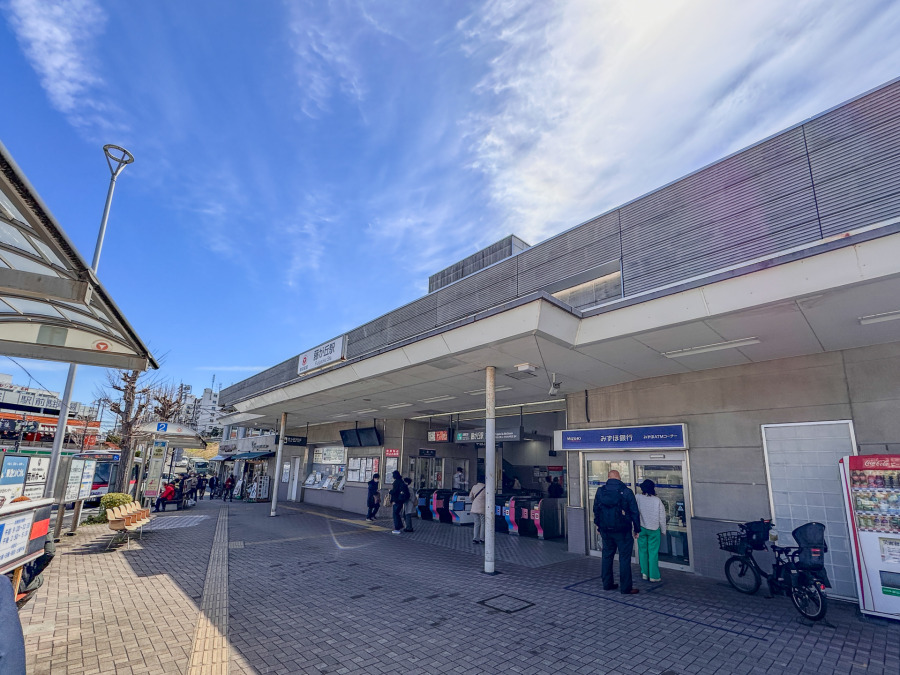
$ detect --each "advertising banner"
[78,459,97,500]
[0,509,35,565]
[0,455,29,511]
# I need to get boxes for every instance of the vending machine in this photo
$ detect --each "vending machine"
[839,455,900,620]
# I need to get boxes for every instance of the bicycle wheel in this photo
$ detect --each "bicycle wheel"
[725,556,761,594]
[790,581,827,621]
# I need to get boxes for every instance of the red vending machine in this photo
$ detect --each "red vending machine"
[839,455,900,620]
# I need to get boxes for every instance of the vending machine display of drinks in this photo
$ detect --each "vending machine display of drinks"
[839,455,900,620]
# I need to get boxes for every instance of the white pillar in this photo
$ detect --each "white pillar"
[484,366,496,574]
[271,412,287,516]
[44,364,77,498]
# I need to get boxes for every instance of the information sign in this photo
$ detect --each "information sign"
[313,447,346,464]
[64,459,85,501]
[282,462,291,483]
[282,435,307,446]
[418,449,436,457]
[385,448,400,457]
[0,510,35,565]
[427,430,451,443]
[78,459,96,500]
[144,441,168,498]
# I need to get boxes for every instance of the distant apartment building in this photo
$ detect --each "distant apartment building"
[191,387,224,435]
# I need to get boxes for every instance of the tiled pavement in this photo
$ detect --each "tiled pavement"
[17,498,900,675]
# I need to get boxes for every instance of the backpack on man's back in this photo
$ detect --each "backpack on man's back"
[593,483,632,532]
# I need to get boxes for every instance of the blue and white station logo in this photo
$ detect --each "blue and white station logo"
[561,424,687,450]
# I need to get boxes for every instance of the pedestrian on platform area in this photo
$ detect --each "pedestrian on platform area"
[223,474,235,502]
[548,476,564,498]
[636,479,667,582]
[453,466,466,490]
[209,474,219,497]
[469,480,486,544]
[403,477,416,532]
[197,475,207,500]
[389,470,409,534]
[0,575,26,675]
[154,482,175,512]
[366,473,381,521]
[593,469,641,595]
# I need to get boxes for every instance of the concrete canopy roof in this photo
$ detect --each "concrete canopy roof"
[0,141,157,371]
[226,225,900,433]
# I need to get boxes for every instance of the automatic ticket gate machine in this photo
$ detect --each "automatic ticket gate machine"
[534,497,566,540]
[449,490,474,525]
[430,489,454,523]
[508,495,540,537]
[495,493,513,532]
[417,489,435,520]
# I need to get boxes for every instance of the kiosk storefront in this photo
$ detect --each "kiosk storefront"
[556,424,692,571]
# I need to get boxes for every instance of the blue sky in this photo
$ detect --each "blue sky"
[1,0,900,415]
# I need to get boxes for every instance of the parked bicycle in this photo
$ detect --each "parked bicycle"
[718,519,831,621]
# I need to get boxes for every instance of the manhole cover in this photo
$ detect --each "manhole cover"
[478,594,534,613]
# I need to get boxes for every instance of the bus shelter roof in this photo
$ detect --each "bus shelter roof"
[0,140,157,371]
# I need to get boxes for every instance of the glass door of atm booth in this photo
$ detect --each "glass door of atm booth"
[585,452,692,571]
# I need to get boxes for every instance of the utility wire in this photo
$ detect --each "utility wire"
[2,356,54,394]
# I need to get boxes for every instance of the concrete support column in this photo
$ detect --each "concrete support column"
[484,366,496,574]
[271,412,287,517]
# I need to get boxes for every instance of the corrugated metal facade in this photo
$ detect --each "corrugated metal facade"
[223,78,900,406]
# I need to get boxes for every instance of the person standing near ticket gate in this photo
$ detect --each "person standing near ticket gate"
[453,467,467,490]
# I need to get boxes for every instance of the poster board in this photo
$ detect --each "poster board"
[64,459,85,501]
[0,455,28,511]
[0,509,35,566]
[78,460,97,500]
[144,441,168,498]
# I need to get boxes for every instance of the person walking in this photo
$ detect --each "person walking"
[593,469,641,595]
[223,474,235,502]
[389,470,409,534]
[468,479,486,544]
[636,479,668,582]
[208,474,219,498]
[548,476,564,498]
[402,477,416,532]
[197,475,207,500]
[366,473,381,521]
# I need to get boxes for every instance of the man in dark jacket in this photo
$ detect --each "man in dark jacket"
[593,470,641,594]
[366,473,381,521]
[548,477,564,498]
[388,470,409,534]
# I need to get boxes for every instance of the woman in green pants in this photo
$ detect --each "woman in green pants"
[636,479,668,582]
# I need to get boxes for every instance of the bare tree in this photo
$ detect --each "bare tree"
[152,382,183,422]
[95,369,155,496]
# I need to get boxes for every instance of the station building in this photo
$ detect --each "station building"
[220,78,900,600]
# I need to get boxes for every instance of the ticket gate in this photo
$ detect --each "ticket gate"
[417,489,435,520]
[535,497,566,539]
[449,491,474,525]
[495,494,513,532]
[508,496,539,537]
[430,489,454,523]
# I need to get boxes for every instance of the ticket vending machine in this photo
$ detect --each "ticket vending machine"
[839,455,900,620]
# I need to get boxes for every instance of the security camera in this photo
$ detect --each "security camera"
[548,374,561,396]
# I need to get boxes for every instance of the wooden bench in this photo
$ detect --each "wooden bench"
[107,501,152,548]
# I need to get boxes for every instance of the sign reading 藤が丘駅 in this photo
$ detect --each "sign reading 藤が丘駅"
[297,336,346,375]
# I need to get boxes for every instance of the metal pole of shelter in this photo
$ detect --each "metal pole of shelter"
[271,412,287,517]
[484,366,496,574]
[43,145,134,500]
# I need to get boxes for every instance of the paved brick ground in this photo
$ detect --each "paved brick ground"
[17,498,900,675]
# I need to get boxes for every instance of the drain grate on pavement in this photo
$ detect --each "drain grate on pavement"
[478,594,534,613]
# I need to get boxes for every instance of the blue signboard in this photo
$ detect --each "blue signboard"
[561,424,687,450]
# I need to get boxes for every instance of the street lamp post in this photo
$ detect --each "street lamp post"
[43,145,135,499]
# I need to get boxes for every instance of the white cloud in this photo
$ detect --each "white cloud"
[457,0,900,245]
[3,0,125,135]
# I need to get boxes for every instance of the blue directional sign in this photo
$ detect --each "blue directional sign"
[157,423,168,432]
[561,424,687,450]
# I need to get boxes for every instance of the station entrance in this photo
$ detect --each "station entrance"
[585,451,692,570]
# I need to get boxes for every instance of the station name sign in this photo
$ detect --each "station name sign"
[297,335,346,375]
[561,424,687,450]
[455,427,522,443]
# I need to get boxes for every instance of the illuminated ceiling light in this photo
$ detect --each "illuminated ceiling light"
[858,310,900,325]
[465,385,513,395]
[420,395,456,403]
[662,337,760,358]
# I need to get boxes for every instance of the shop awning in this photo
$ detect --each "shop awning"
[209,455,231,461]
[231,451,275,460]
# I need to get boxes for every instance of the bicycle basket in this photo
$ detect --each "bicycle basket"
[792,522,827,570]
[743,520,772,550]
[717,531,748,553]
